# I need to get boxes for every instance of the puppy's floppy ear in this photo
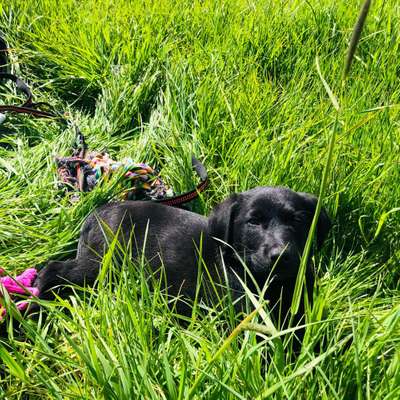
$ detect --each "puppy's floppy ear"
[298,192,331,248]
[208,193,240,246]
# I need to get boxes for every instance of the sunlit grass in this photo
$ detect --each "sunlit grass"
[0,0,399,398]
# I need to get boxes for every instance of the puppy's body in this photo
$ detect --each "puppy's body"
[79,202,217,305]
[35,187,331,324]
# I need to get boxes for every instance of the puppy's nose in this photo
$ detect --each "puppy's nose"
[268,247,286,265]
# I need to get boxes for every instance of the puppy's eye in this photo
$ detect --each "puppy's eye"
[247,218,261,226]
[293,213,303,223]
[293,211,310,223]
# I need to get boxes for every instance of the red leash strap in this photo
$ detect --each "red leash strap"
[157,177,208,206]
[156,156,208,206]
[0,104,58,118]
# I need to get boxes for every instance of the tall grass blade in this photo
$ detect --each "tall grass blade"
[316,57,340,111]
[187,309,258,398]
[291,64,339,315]
[343,0,372,79]
[0,344,27,381]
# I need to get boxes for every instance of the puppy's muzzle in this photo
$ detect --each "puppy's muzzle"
[250,244,297,276]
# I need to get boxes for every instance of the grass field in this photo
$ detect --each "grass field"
[0,0,399,398]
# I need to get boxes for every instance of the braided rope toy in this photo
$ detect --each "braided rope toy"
[0,268,39,320]
[56,152,173,201]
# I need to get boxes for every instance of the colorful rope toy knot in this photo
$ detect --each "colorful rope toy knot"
[0,267,39,320]
[56,151,173,201]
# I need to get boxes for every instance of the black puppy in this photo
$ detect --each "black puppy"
[34,186,330,325]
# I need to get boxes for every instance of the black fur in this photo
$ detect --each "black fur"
[34,186,331,325]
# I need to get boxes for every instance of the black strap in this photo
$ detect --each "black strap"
[0,72,60,119]
[0,73,32,105]
[74,127,88,158]
[0,36,8,74]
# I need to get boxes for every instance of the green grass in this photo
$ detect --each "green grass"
[0,0,399,398]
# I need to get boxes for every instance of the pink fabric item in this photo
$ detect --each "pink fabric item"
[0,268,39,320]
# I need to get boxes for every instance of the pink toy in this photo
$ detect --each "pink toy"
[0,267,39,320]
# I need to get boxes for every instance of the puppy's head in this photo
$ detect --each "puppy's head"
[208,186,331,282]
